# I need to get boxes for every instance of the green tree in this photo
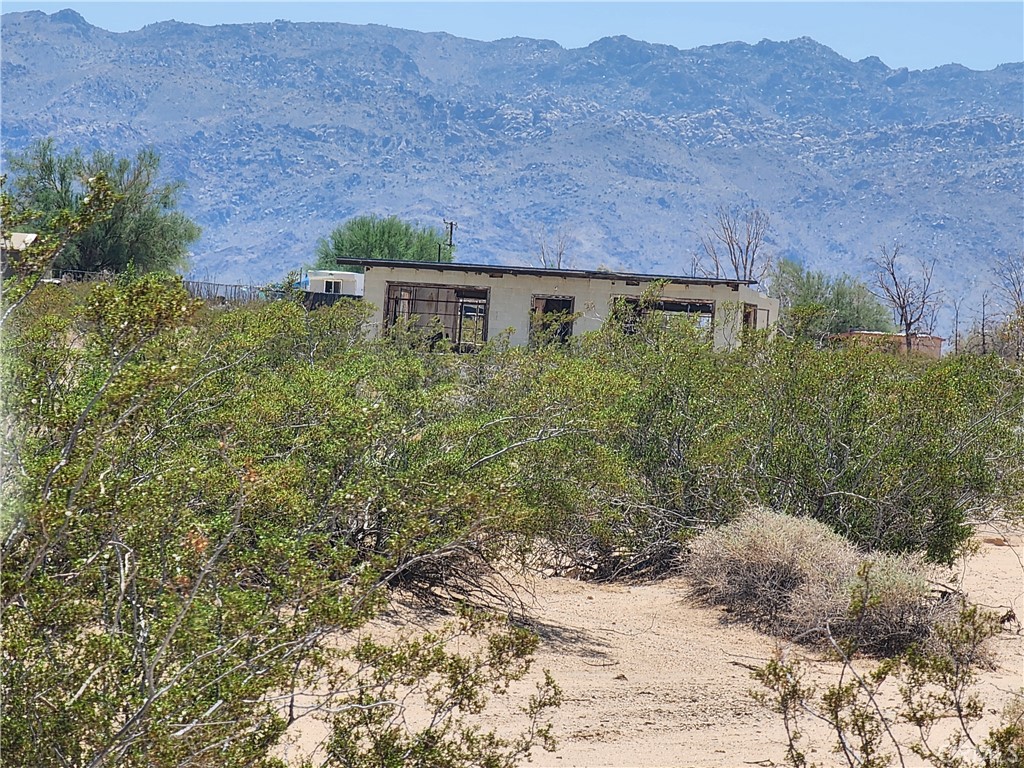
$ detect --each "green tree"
[769,258,894,340]
[315,214,453,270]
[1,171,119,327]
[4,138,200,274]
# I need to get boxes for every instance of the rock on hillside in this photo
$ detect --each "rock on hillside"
[2,9,1021,324]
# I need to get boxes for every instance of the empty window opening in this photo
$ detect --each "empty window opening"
[531,295,575,343]
[743,303,770,330]
[743,303,757,329]
[384,282,489,352]
[613,296,714,333]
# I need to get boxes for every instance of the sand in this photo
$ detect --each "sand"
[502,522,1024,767]
[285,523,1023,767]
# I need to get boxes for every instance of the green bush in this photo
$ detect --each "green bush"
[3,250,1020,765]
[0,281,560,768]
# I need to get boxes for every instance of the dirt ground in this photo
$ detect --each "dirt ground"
[513,522,1024,767]
[284,522,1023,767]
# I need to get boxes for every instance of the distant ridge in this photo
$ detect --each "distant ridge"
[2,9,1021,324]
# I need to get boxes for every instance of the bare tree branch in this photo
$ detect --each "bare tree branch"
[535,227,576,270]
[699,205,772,283]
[870,243,942,353]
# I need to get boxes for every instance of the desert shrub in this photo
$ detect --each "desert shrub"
[686,507,858,634]
[324,608,561,768]
[983,694,1024,767]
[756,606,1016,768]
[838,553,951,657]
[685,508,951,656]
[573,318,1022,570]
[739,341,1020,564]
[0,278,561,768]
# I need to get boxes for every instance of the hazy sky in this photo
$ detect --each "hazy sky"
[3,2,1022,72]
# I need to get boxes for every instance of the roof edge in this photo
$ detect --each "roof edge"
[333,258,757,288]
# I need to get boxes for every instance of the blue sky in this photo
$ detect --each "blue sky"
[3,2,1022,71]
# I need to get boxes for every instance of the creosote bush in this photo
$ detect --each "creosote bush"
[685,508,954,656]
[3,234,1021,765]
[0,278,563,768]
[754,605,1021,768]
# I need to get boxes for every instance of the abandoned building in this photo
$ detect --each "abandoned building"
[1,232,38,279]
[830,330,944,359]
[326,258,778,351]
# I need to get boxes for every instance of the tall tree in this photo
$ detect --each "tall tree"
[5,139,200,274]
[769,258,893,340]
[870,242,941,353]
[315,214,453,270]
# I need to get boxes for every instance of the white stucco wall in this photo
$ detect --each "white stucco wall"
[360,264,778,350]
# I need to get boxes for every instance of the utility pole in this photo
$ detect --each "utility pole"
[438,219,457,262]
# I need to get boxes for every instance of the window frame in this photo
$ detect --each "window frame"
[383,281,490,352]
[530,294,576,343]
[612,295,716,333]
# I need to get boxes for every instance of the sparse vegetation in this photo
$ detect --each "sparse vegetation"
[4,176,1023,764]
[753,604,1023,768]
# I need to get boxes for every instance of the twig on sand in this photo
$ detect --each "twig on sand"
[593,618,656,637]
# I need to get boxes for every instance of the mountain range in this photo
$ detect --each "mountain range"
[1,8,1021,326]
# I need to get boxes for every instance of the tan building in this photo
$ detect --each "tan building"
[336,258,778,351]
[831,330,944,359]
[298,269,364,296]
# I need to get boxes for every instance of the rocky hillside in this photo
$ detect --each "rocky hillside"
[2,8,1021,318]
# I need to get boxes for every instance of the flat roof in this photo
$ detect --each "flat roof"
[334,258,755,288]
[1,232,38,251]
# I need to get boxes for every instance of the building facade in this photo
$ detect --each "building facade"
[336,258,778,351]
[831,330,944,358]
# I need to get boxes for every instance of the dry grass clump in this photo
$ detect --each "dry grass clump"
[834,552,947,657]
[684,508,954,656]
[685,508,858,634]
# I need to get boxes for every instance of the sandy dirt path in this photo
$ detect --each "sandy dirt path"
[284,525,1023,767]
[507,524,1024,767]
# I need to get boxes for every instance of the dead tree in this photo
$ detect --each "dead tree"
[870,243,941,354]
[978,291,991,356]
[535,227,576,270]
[949,293,967,355]
[993,251,1024,360]
[699,205,772,283]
